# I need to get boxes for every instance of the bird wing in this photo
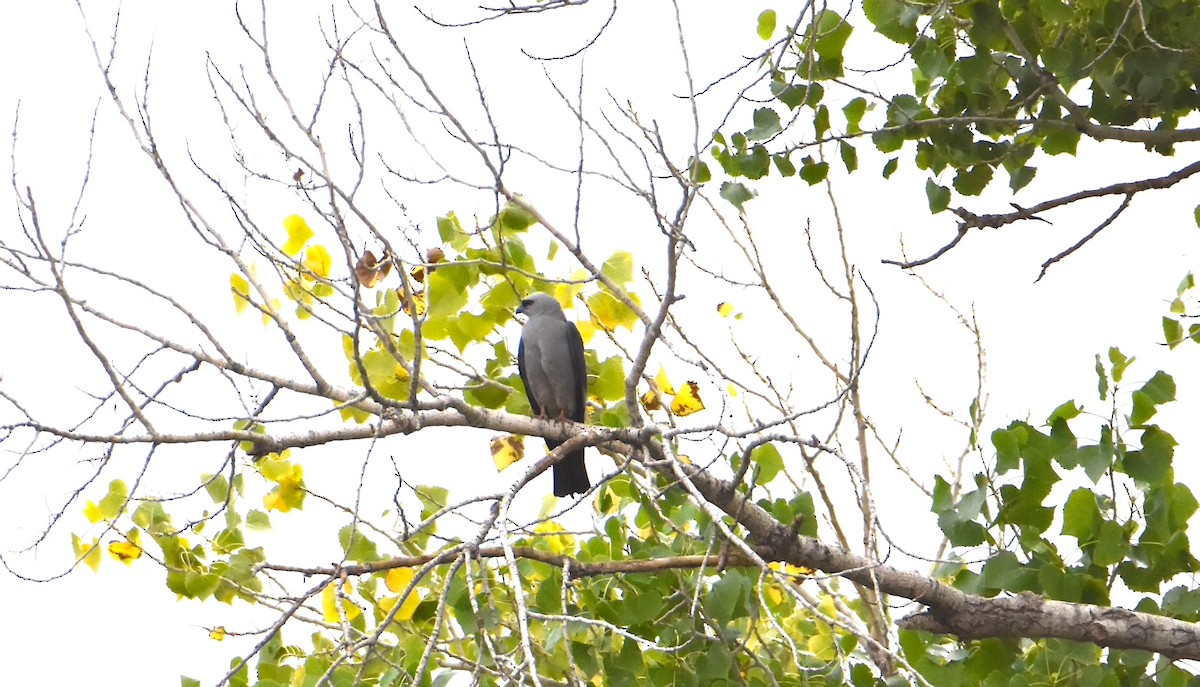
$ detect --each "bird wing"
[567,321,587,423]
[517,335,542,416]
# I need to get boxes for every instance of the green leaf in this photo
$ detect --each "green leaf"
[416,486,449,521]
[840,141,858,172]
[1130,371,1175,425]
[719,181,756,211]
[810,11,854,74]
[184,571,222,600]
[1123,426,1176,485]
[464,381,511,409]
[756,9,777,40]
[93,479,129,522]
[799,158,830,185]
[498,203,537,233]
[705,571,751,623]
[953,165,994,196]
[882,158,899,178]
[843,97,867,134]
[773,154,797,177]
[992,425,1023,473]
[132,501,174,535]
[814,105,830,137]
[771,81,811,110]
[873,128,905,153]
[1046,400,1081,425]
[601,251,635,285]
[593,355,626,402]
[203,473,231,504]
[1076,434,1116,484]
[1093,520,1130,567]
[1139,371,1176,404]
[246,509,272,531]
[752,444,784,484]
[696,644,734,683]
[925,179,951,213]
[338,525,381,563]
[1042,128,1080,155]
[1094,353,1109,401]
[740,145,772,179]
[436,212,470,252]
[911,36,951,81]
[1008,165,1037,192]
[747,108,783,140]
[1108,347,1132,383]
[1194,204,1200,228]
[688,157,711,184]
[863,0,918,44]
[1061,489,1100,541]
[426,266,470,321]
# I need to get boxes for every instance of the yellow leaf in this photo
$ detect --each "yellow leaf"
[262,456,306,512]
[553,275,585,309]
[230,273,251,315]
[654,367,676,396]
[401,291,427,317]
[717,302,735,317]
[534,521,575,555]
[587,290,639,332]
[261,299,280,327]
[209,626,227,641]
[322,581,361,623]
[769,561,814,581]
[108,540,142,565]
[640,389,661,411]
[386,568,415,593]
[83,501,103,524]
[382,569,422,621]
[728,384,739,398]
[807,627,837,661]
[303,244,332,279]
[766,584,785,606]
[72,534,103,572]
[670,381,705,417]
[643,366,678,411]
[490,435,525,471]
[819,594,838,617]
[379,590,422,623]
[575,318,597,344]
[282,214,314,257]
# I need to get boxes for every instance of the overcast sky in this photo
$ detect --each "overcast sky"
[3,1,1199,684]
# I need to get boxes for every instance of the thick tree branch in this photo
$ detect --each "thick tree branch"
[671,453,1200,660]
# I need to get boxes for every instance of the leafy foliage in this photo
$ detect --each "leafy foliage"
[6,1,1200,686]
[708,0,1200,218]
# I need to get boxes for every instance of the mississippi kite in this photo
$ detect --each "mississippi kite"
[516,293,590,497]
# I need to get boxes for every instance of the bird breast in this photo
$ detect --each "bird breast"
[522,317,578,417]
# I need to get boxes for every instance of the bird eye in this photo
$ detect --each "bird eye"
[520,299,531,307]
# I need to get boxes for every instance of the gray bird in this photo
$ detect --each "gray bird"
[516,293,591,497]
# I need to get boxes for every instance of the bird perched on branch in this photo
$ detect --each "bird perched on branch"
[516,293,590,497]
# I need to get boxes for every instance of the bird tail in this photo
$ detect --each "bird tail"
[548,440,590,497]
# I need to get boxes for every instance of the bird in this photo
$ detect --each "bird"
[516,293,591,497]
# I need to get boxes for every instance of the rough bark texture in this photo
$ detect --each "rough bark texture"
[676,454,1200,660]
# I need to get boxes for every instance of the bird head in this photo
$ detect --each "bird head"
[516,292,567,320]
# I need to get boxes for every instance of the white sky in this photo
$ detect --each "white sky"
[2,1,1199,684]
